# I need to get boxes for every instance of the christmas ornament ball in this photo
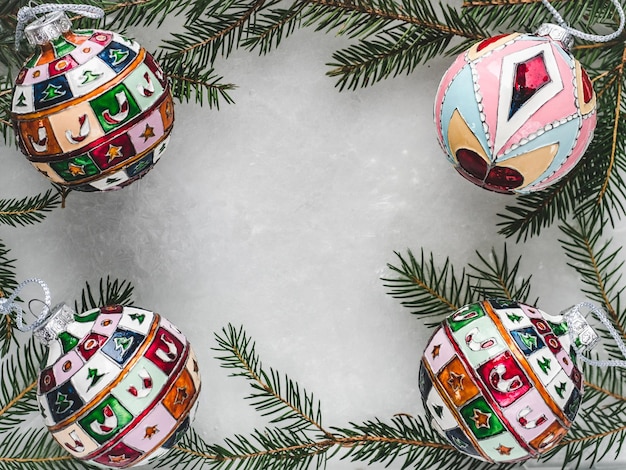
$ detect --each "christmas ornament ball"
[35,304,200,468]
[434,25,596,194]
[11,11,174,192]
[419,299,587,463]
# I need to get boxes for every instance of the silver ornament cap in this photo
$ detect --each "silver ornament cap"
[536,23,574,51]
[24,11,72,46]
[563,305,600,353]
[32,303,75,345]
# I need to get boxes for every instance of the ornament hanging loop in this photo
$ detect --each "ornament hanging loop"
[15,3,105,50]
[541,0,625,44]
[565,302,626,368]
[0,278,53,332]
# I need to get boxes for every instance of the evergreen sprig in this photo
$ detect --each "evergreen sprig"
[467,244,534,303]
[382,244,534,325]
[213,324,327,435]
[559,212,626,360]
[319,0,486,90]
[0,189,62,228]
[382,249,472,324]
[334,415,502,470]
[0,337,46,433]
[0,240,18,354]
[102,0,190,30]
[73,276,135,313]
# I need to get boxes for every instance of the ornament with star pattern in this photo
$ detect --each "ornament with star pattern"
[419,299,596,463]
[11,11,174,191]
[434,24,596,194]
[34,304,200,468]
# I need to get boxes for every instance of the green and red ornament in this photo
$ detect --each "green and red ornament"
[419,299,599,463]
[11,5,174,191]
[35,304,201,468]
[0,280,200,468]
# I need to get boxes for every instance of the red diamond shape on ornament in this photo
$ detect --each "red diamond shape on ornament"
[510,53,551,118]
[493,42,563,155]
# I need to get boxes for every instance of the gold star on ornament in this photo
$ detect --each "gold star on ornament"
[140,124,155,142]
[174,386,189,405]
[447,371,464,392]
[109,454,129,464]
[144,425,159,439]
[496,444,512,455]
[106,144,123,162]
[431,344,441,359]
[471,408,492,429]
[68,162,86,176]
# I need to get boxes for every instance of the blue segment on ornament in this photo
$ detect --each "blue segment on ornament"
[126,151,154,178]
[98,42,137,73]
[565,387,582,422]
[47,382,84,422]
[511,326,546,355]
[101,329,144,365]
[419,360,433,399]
[444,427,482,457]
[440,64,490,162]
[162,416,191,449]
[33,76,73,110]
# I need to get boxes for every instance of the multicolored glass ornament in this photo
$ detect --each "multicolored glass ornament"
[34,304,200,468]
[419,299,598,463]
[11,10,174,191]
[434,24,596,194]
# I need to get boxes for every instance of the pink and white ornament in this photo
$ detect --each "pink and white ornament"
[434,25,596,194]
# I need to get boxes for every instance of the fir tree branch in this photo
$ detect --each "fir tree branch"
[463,0,543,5]
[242,0,306,54]
[0,338,45,433]
[0,241,18,354]
[159,0,266,67]
[169,425,455,468]
[558,214,626,350]
[382,249,472,324]
[467,244,534,302]
[73,276,135,313]
[214,324,329,436]
[0,189,62,228]
[102,0,183,29]
[304,0,485,39]
[585,380,626,403]
[167,71,236,107]
[497,180,571,242]
[597,45,626,209]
